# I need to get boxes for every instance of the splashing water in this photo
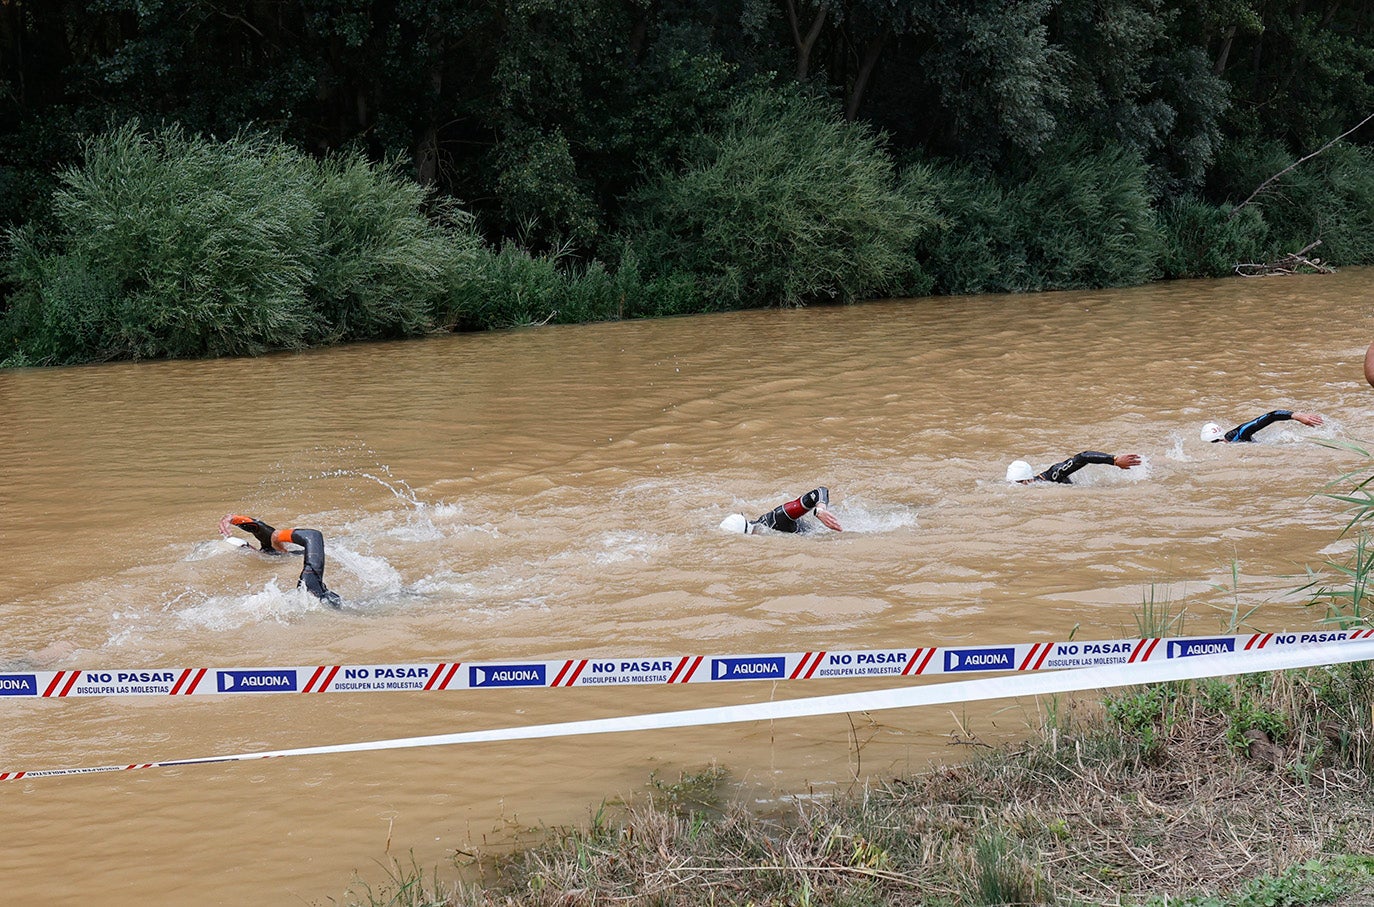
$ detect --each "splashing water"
[175,579,321,631]
[315,464,424,509]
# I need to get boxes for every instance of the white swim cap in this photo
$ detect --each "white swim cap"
[1200,422,1225,443]
[1005,460,1034,483]
[719,513,750,534]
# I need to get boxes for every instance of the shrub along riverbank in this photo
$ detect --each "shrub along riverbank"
[5,91,1374,367]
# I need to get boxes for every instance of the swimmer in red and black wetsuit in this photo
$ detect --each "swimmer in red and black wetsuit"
[1006,452,1141,485]
[1200,410,1323,444]
[722,487,843,534]
[219,514,343,608]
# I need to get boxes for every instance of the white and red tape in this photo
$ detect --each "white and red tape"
[5,629,1371,699]
[3,636,1372,781]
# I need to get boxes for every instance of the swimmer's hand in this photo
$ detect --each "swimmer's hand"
[815,504,843,532]
[1293,412,1324,428]
[218,513,236,538]
[1113,454,1141,470]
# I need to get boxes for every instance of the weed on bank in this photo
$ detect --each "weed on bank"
[341,659,1374,906]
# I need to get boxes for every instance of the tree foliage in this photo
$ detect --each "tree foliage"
[2,0,1373,363]
[624,88,920,308]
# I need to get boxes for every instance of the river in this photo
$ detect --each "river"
[0,271,1369,904]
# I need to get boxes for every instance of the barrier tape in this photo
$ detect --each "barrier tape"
[5,639,1372,781]
[3,629,1371,699]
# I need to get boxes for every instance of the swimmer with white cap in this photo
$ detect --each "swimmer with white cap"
[1200,410,1323,444]
[1006,451,1141,485]
[721,487,843,534]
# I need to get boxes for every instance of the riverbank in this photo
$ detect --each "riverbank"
[344,657,1374,906]
[5,113,1374,368]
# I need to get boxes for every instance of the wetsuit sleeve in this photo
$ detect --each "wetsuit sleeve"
[1225,410,1293,443]
[228,516,277,551]
[752,488,829,533]
[1035,452,1114,484]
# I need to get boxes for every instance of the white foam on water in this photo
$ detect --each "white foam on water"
[175,579,320,631]
[327,546,405,595]
[831,502,919,533]
[592,531,661,563]
[1165,431,1191,462]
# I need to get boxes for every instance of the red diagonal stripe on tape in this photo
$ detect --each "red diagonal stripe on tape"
[668,656,695,684]
[170,669,193,695]
[673,655,704,683]
[551,660,575,687]
[552,659,588,687]
[1018,643,1046,672]
[439,663,460,689]
[183,668,207,695]
[303,666,328,693]
[42,671,71,698]
[790,652,819,680]
[424,664,449,691]
[908,648,937,675]
[1032,643,1053,671]
[0,772,25,781]
[315,665,340,692]
[802,652,826,679]
[901,649,923,675]
[565,659,589,686]
[57,671,80,698]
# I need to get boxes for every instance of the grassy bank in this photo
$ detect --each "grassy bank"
[343,658,1374,906]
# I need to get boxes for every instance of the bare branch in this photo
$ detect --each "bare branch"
[1229,111,1374,219]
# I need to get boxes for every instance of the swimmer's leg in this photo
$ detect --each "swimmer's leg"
[300,567,343,608]
[294,528,343,608]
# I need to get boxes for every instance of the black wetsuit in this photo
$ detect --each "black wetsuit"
[1219,410,1295,443]
[232,518,342,608]
[749,487,829,533]
[1034,451,1116,484]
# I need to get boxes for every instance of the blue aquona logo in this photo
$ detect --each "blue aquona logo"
[944,648,1014,672]
[217,670,298,692]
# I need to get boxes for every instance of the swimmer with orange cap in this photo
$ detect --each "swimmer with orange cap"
[219,514,343,608]
[720,487,843,534]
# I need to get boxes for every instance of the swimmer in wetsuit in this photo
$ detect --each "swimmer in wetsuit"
[219,514,343,608]
[1006,452,1141,485]
[1201,410,1323,443]
[721,487,843,534]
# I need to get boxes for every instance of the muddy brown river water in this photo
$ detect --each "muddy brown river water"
[1,271,1371,904]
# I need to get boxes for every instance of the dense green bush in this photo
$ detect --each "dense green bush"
[1156,196,1268,279]
[917,162,1027,296]
[623,88,920,309]
[1,124,479,365]
[1012,141,1162,290]
[915,142,1162,294]
[3,124,320,364]
[438,244,701,332]
[308,154,479,343]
